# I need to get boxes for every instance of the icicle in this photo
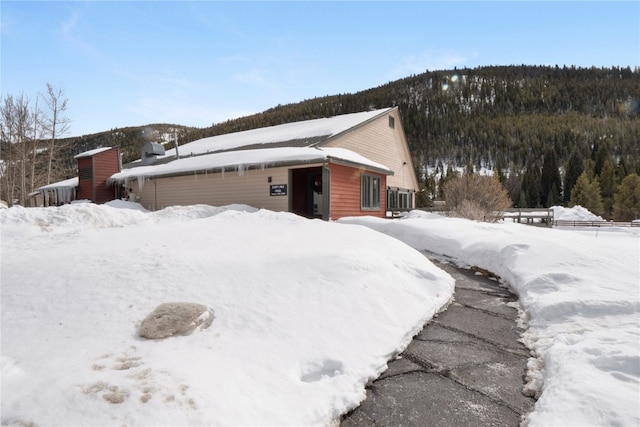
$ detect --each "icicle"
[237,164,245,176]
[137,175,145,191]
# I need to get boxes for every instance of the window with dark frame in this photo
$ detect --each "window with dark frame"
[388,116,395,129]
[387,188,414,210]
[361,174,381,209]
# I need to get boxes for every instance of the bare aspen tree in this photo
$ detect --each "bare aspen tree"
[44,84,70,185]
[29,95,45,194]
[17,96,34,206]
[1,95,17,205]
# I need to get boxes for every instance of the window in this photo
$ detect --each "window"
[387,188,414,210]
[361,174,381,209]
[388,189,398,209]
[388,116,395,129]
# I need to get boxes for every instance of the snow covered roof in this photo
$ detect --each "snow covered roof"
[113,108,397,182]
[74,147,114,159]
[38,177,79,190]
[110,146,392,183]
[159,108,394,159]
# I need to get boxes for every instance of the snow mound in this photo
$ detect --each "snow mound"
[1,203,454,426]
[340,213,639,427]
[552,205,604,221]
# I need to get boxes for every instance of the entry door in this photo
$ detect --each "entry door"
[310,173,323,218]
[290,167,324,219]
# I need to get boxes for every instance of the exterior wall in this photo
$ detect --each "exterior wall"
[76,148,120,203]
[328,163,386,220]
[325,109,419,192]
[130,165,294,212]
[93,149,120,203]
[76,157,94,201]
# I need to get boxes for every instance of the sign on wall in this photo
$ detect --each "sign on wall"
[270,184,287,196]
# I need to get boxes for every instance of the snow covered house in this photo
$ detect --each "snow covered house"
[32,108,418,219]
[30,147,121,206]
[110,107,418,220]
[29,177,78,207]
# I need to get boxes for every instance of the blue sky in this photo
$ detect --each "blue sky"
[2,1,639,137]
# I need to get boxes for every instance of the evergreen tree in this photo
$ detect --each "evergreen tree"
[503,168,521,206]
[616,156,629,179]
[563,150,584,205]
[598,159,616,218]
[540,147,562,207]
[494,156,506,184]
[569,172,604,215]
[547,183,560,207]
[613,174,640,221]
[593,143,611,177]
[521,160,542,207]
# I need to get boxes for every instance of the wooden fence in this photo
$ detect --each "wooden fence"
[419,206,639,228]
[552,220,640,228]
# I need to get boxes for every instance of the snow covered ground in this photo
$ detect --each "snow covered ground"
[1,202,638,426]
[341,206,639,427]
[1,202,453,426]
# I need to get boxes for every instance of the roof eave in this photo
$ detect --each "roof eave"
[326,156,393,176]
[110,156,392,183]
[110,158,327,182]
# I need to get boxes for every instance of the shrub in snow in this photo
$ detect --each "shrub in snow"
[139,302,214,339]
[444,173,512,222]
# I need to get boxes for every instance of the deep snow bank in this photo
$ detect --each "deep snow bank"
[1,203,453,426]
[339,209,639,427]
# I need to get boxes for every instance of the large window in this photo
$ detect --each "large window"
[361,174,381,209]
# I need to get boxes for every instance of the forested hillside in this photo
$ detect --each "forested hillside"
[5,65,639,218]
[200,65,639,173]
[184,65,640,217]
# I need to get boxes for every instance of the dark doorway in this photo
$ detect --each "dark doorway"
[291,167,323,219]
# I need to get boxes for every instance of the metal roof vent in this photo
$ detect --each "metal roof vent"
[141,142,165,165]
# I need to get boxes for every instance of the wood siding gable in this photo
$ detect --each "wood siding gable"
[322,108,418,192]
